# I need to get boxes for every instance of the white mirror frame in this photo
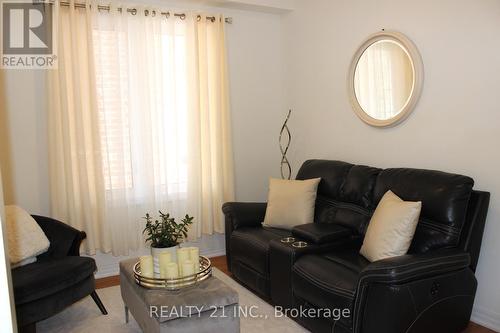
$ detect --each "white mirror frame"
[347,31,424,127]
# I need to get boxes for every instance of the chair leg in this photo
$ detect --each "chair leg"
[91,291,108,315]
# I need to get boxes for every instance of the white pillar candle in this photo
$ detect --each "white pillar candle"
[177,248,190,263]
[159,252,172,274]
[182,260,195,277]
[189,247,200,272]
[176,248,190,275]
[162,262,179,279]
[140,255,154,278]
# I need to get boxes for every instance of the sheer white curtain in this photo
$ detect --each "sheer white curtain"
[48,1,234,255]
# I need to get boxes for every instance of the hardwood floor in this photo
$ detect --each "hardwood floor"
[95,275,120,289]
[463,323,497,333]
[96,255,497,333]
[207,255,231,275]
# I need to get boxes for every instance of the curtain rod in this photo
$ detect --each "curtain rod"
[47,1,233,23]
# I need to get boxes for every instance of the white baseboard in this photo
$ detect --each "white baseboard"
[471,305,500,332]
[95,268,121,279]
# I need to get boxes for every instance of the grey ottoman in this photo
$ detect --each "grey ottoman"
[120,258,240,333]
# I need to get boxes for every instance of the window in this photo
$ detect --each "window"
[93,22,189,196]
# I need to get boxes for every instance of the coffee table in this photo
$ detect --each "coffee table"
[120,258,240,333]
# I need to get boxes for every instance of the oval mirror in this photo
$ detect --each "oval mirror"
[348,31,423,127]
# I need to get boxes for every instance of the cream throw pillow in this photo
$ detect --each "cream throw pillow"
[360,190,421,262]
[5,205,50,266]
[263,178,321,230]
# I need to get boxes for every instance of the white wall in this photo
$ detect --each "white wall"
[226,8,286,201]
[282,0,500,330]
[0,3,286,276]
[0,70,49,216]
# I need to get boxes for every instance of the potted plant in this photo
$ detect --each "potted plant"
[143,211,194,275]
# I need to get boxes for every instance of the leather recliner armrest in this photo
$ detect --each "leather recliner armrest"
[222,202,267,272]
[357,249,471,286]
[292,223,352,244]
[222,202,267,230]
[352,249,472,333]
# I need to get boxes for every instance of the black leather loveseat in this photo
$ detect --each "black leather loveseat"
[223,160,490,333]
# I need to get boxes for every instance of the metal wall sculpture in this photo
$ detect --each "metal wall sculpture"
[279,109,292,180]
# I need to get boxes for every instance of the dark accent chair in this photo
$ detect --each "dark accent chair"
[11,215,107,333]
[223,159,490,333]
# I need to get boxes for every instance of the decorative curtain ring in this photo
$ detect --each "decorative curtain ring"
[152,10,156,17]
[145,9,149,16]
[197,15,201,22]
[130,8,137,15]
[210,16,215,23]
[179,13,186,20]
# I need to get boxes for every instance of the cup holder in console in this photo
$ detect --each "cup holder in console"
[280,237,296,244]
[292,241,308,248]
